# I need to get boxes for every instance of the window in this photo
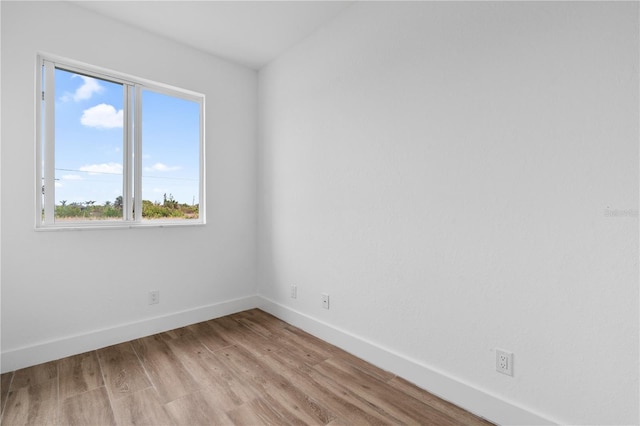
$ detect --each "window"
[36,55,205,228]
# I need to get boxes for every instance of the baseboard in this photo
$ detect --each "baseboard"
[257,296,558,426]
[1,295,260,373]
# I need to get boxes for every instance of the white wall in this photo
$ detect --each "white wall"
[1,1,258,371]
[258,2,639,425]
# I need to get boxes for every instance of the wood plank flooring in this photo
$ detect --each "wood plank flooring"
[0,309,494,425]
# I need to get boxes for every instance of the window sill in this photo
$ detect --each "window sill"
[35,221,205,231]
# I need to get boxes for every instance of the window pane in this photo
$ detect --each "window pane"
[141,89,200,220]
[54,68,124,221]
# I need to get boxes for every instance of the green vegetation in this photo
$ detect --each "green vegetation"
[54,194,198,220]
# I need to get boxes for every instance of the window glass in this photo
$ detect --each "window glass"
[53,68,124,221]
[141,89,200,220]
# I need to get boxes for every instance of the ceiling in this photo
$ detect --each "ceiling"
[71,1,354,70]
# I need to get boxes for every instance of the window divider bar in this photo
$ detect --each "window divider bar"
[134,85,143,221]
[123,84,134,221]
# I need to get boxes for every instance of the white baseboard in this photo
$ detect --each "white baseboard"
[257,296,559,426]
[1,295,260,373]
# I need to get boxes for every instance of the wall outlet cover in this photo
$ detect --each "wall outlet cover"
[496,349,513,376]
[149,290,160,305]
[322,293,330,309]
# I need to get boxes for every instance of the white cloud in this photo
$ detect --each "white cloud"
[79,162,123,175]
[55,182,63,188]
[73,76,104,101]
[62,174,82,180]
[144,162,181,172]
[81,104,123,129]
[61,76,104,102]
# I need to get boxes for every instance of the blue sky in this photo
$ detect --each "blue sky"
[53,68,200,206]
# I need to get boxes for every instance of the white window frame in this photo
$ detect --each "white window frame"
[36,54,206,230]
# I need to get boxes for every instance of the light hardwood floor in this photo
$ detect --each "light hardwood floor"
[0,309,493,425]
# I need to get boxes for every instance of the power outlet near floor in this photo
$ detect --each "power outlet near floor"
[322,293,330,309]
[149,290,160,305]
[496,349,513,376]
[291,285,297,299]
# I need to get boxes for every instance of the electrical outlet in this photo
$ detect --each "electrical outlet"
[322,293,330,309]
[149,290,160,305]
[291,285,297,299]
[496,349,513,376]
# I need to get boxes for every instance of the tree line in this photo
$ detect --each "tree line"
[55,194,198,219]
